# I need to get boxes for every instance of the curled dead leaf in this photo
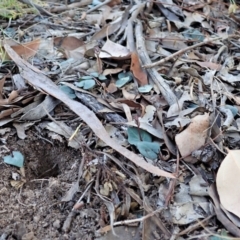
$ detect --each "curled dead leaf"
[175,113,209,162]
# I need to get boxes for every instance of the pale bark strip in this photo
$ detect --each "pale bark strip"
[135,20,177,106]
[4,43,175,179]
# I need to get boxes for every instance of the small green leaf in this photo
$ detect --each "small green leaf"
[136,142,160,160]
[128,127,152,144]
[116,76,131,88]
[209,229,233,240]
[91,0,102,6]
[98,74,107,81]
[138,85,153,93]
[90,72,99,78]
[225,105,238,117]
[81,75,94,80]
[4,151,24,168]
[59,85,76,99]
[118,72,132,80]
[75,80,96,90]
[128,127,160,160]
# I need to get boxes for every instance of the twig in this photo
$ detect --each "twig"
[112,207,164,226]
[18,0,55,17]
[73,180,94,210]
[143,37,222,69]
[50,0,92,13]
[177,214,214,236]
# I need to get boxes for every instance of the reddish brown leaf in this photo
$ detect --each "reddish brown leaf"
[11,39,41,60]
[130,52,148,86]
[54,36,84,51]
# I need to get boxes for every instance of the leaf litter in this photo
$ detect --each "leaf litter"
[1,0,240,239]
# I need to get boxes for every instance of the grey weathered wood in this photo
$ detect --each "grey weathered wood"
[75,91,126,123]
[135,20,177,106]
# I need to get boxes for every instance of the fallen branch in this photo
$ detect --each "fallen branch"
[50,0,92,13]
[143,37,222,69]
[4,43,175,179]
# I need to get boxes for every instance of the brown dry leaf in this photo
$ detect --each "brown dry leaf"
[0,108,20,119]
[66,40,97,60]
[130,52,148,86]
[0,90,19,106]
[5,43,175,179]
[54,36,84,51]
[0,75,7,99]
[122,88,140,101]
[106,82,118,93]
[103,68,122,76]
[117,99,141,109]
[99,39,130,60]
[216,150,240,218]
[107,0,121,7]
[2,39,41,60]
[175,113,209,162]
[196,61,221,70]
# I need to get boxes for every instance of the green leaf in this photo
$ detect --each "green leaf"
[116,76,131,88]
[225,105,238,117]
[98,74,107,81]
[4,151,24,168]
[127,127,160,159]
[81,75,94,80]
[59,85,76,99]
[75,80,96,90]
[118,71,132,80]
[128,127,152,144]
[136,142,160,160]
[209,229,234,240]
[138,85,153,93]
[90,72,99,77]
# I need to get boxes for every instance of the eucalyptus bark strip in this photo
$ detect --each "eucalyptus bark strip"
[135,20,177,106]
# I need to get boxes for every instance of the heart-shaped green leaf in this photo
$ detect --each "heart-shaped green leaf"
[127,127,160,160]
[59,85,76,99]
[138,85,153,93]
[116,76,132,88]
[136,142,160,160]
[128,127,152,144]
[4,151,24,168]
[75,80,96,90]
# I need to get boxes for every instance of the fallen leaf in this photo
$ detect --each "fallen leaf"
[2,39,41,61]
[103,68,122,76]
[130,52,148,86]
[216,150,240,218]
[99,39,131,60]
[4,151,24,168]
[175,113,209,162]
[54,36,84,51]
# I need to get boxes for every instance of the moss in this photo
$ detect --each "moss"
[0,0,46,19]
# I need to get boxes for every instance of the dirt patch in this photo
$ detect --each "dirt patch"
[0,130,100,239]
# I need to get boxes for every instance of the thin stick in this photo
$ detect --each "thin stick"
[143,37,222,69]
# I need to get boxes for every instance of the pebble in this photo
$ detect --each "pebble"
[33,216,40,223]
[53,220,61,229]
